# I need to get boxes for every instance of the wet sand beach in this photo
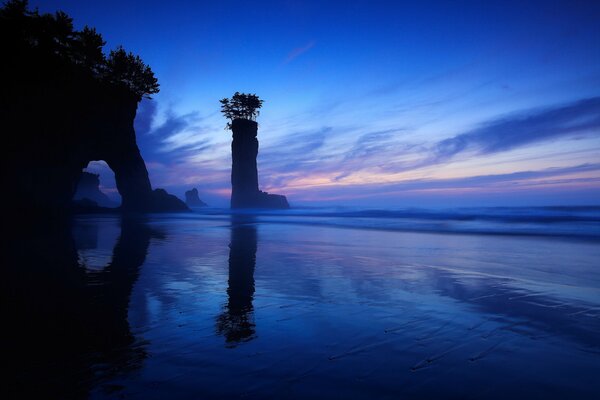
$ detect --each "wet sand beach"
[5,209,600,399]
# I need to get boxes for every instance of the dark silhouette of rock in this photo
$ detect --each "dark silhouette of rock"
[73,172,117,208]
[230,119,289,209]
[151,188,189,212]
[185,188,208,207]
[0,2,188,216]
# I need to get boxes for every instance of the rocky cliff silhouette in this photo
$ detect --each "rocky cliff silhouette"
[230,119,289,209]
[0,1,188,216]
[185,188,208,207]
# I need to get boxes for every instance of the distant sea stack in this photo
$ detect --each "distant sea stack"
[220,92,289,209]
[185,188,207,207]
[230,119,289,209]
[73,172,117,208]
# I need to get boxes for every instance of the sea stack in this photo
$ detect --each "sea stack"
[73,172,117,208]
[230,119,289,209]
[221,92,289,209]
[185,188,208,207]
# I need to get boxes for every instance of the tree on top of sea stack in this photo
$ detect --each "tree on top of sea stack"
[220,92,263,128]
[222,92,289,209]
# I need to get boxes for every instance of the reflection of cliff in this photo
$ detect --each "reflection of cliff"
[216,216,258,345]
[3,218,157,398]
[0,3,187,215]
[230,119,289,209]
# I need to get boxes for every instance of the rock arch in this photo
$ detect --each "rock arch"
[2,83,187,215]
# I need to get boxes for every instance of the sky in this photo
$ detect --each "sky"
[32,0,600,207]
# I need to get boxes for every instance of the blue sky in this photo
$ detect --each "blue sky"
[33,0,600,207]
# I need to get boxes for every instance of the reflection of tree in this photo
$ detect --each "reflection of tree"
[216,216,258,346]
[3,217,158,398]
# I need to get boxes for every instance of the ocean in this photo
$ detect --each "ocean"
[6,206,600,399]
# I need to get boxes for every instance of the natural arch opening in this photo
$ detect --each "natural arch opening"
[73,161,122,208]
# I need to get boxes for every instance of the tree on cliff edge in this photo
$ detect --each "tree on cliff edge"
[0,0,159,100]
[220,92,263,128]
[105,47,159,99]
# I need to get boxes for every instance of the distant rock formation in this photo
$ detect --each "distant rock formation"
[185,188,208,207]
[151,189,189,212]
[0,2,188,216]
[230,119,289,209]
[73,172,117,208]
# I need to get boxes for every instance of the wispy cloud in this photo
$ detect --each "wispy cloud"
[431,96,600,163]
[261,127,330,169]
[136,100,207,155]
[257,126,333,188]
[134,99,158,136]
[333,128,418,180]
[344,129,404,161]
[260,96,600,195]
[284,40,315,64]
[334,96,600,179]
[130,100,229,198]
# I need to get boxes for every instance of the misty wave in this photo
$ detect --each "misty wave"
[170,206,600,240]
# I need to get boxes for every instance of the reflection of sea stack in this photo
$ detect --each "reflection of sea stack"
[221,92,289,209]
[216,216,258,345]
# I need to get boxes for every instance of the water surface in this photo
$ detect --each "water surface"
[6,208,600,399]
